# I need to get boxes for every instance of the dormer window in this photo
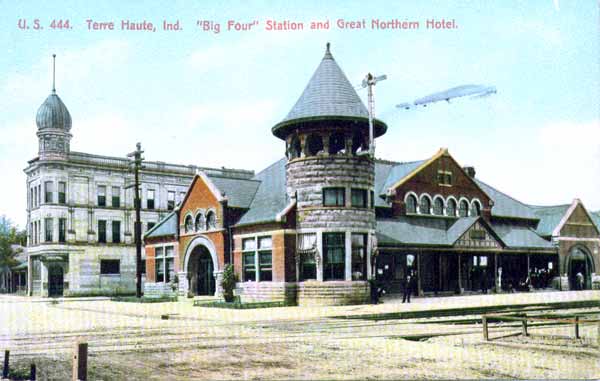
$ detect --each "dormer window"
[433,198,444,215]
[459,200,469,217]
[420,196,431,215]
[447,199,457,217]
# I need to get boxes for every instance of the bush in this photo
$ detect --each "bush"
[221,264,238,302]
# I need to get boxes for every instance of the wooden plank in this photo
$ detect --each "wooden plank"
[482,316,489,341]
[72,342,88,381]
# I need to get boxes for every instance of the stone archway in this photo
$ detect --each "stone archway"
[567,246,595,290]
[183,236,221,297]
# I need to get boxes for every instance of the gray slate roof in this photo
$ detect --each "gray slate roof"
[592,211,600,232]
[145,211,178,239]
[490,221,554,249]
[529,204,570,237]
[282,45,368,123]
[475,180,537,220]
[375,160,426,202]
[236,158,288,226]
[208,175,260,209]
[36,92,72,131]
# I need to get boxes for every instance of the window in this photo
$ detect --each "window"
[406,194,417,214]
[195,213,204,231]
[447,199,457,217]
[184,215,193,233]
[473,256,488,267]
[112,186,120,208]
[329,132,346,155]
[370,190,375,209]
[100,259,120,275]
[178,192,186,206]
[98,220,107,243]
[351,189,367,208]
[167,191,175,210]
[58,182,66,204]
[433,198,444,215]
[112,221,121,243]
[298,233,317,280]
[351,234,367,280]
[33,187,37,208]
[288,135,301,159]
[44,218,53,242]
[243,254,256,282]
[44,181,54,203]
[166,247,174,283]
[58,218,66,243]
[323,233,345,281]
[37,185,41,206]
[97,185,106,207]
[459,200,469,217]
[306,134,324,156]
[420,196,431,215]
[206,211,216,230]
[155,247,165,282]
[437,170,452,186]
[471,202,481,216]
[258,237,272,281]
[147,222,156,231]
[323,187,345,207]
[147,189,155,209]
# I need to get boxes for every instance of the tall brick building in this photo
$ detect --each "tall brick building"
[143,44,600,305]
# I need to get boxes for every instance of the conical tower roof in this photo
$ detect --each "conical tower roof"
[272,43,387,139]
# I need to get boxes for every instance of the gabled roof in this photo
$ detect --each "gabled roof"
[208,175,260,209]
[592,211,600,232]
[377,215,552,250]
[490,221,554,249]
[475,180,537,220]
[236,158,289,226]
[272,44,386,139]
[145,211,178,239]
[529,204,570,236]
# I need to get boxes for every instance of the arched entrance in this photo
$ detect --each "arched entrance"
[567,246,594,290]
[187,246,215,296]
[48,265,64,297]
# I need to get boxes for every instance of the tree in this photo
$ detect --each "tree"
[0,215,22,269]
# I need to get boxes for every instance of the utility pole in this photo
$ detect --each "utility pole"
[362,73,387,157]
[127,143,144,298]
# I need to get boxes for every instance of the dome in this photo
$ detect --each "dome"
[36,92,72,131]
[272,43,387,139]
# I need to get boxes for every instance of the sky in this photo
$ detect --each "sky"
[0,1,598,228]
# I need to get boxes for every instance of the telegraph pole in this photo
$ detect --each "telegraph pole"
[362,73,387,157]
[127,143,144,298]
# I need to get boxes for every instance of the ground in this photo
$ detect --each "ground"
[1,291,599,380]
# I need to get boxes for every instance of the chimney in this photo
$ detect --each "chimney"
[463,166,476,178]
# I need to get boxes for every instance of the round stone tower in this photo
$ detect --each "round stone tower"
[272,44,387,305]
[36,55,72,161]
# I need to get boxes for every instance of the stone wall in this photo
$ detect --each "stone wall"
[235,282,298,305]
[144,282,177,298]
[297,281,369,306]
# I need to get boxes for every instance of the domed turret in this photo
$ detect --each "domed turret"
[36,54,72,160]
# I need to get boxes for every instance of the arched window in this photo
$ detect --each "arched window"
[459,200,469,217]
[420,196,431,215]
[329,132,346,155]
[206,211,216,230]
[288,135,301,159]
[195,213,204,231]
[446,199,457,217]
[184,215,193,233]
[305,134,323,156]
[406,194,417,214]
[471,201,481,216]
[433,197,444,215]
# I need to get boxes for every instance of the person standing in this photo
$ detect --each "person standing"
[576,271,584,290]
[402,271,413,303]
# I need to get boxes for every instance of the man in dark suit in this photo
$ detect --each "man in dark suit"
[402,271,413,303]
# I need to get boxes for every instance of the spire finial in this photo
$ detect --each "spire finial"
[52,54,56,93]
[324,42,333,59]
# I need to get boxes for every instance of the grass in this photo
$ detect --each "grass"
[111,296,178,303]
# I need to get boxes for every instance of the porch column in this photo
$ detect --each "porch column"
[494,252,499,293]
[526,253,530,275]
[345,232,352,281]
[316,231,323,282]
[437,253,442,294]
[27,255,32,296]
[417,251,423,296]
[457,253,463,295]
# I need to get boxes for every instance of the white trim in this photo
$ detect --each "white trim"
[403,191,419,204]
[276,200,297,222]
[182,213,194,233]
[205,208,217,230]
[446,196,458,217]
[554,237,600,242]
[552,199,599,237]
[418,193,433,214]
[471,198,483,216]
[432,194,445,216]
[458,197,470,217]
[183,235,219,275]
